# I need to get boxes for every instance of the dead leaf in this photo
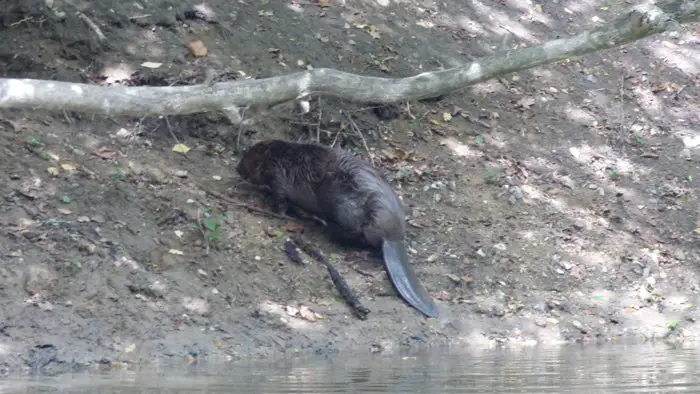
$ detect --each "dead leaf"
[433,291,452,301]
[141,62,163,69]
[443,112,452,122]
[57,208,71,215]
[651,82,681,93]
[286,305,299,316]
[46,167,59,176]
[172,144,191,154]
[441,137,473,157]
[299,305,318,322]
[283,221,305,234]
[93,147,117,160]
[60,163,77,172]
[168,249,184,255]
[515,97,535,109]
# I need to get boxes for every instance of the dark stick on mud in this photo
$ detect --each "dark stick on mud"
[288,236,370,320]
[283,238,304,266]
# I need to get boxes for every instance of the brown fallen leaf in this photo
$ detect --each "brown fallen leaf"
[93,147,117,160]
[433,291,453,301]
[299,305,320,322]
[283,221,306,234]
[515,97,535,110]
[651,82,681,93]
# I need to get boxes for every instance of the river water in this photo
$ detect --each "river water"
[2,344,699,393]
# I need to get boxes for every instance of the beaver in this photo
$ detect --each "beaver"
[236,139,439,318]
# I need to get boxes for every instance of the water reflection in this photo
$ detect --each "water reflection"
[2,344,699,393]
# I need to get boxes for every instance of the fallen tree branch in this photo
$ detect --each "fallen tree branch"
[0,1,696,121]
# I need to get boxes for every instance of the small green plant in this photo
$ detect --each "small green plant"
[60,194,72,204]
[484,170,500,185]
[325,254,338,266]
[195,205,228,252]
[26,136,48,158]
[475,135,484,145]
[668,320,678,331]
[63,260,82,275]
[609,168,618,181]
[202,215,221,244]
[26,136,43,149]
[111,163,125,181]
[632,134,646,146]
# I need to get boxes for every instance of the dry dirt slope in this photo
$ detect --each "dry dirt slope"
[0,0,699,375]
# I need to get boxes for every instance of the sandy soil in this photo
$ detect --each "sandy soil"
[0,0,699,375]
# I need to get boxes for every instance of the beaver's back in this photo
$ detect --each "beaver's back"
[237,140,406,246]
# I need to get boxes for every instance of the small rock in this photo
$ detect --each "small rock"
[187,40,208,57]
[91,215,106,223]
[509,186,524,201]
[675,249,686,261]
[571,320,587,333]
[182,297,211,316]
[588,184,598,190]
[493,243,507,251]
[535,318,547,327]
[147,167,168,184]
[559,260,573,270]
[174,170,189,178]
[426,254,438,263]
[77,216,90,223]
[79,241,97,255]
[24,266,58,296]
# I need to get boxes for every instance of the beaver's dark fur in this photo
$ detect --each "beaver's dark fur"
[237,139,439,318]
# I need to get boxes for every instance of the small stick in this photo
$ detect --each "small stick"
[76,12,106,41]
[290,236,370,320]
[316,97,322,143]
[344,112,374,166]
[283,238,304,265]
[196,207,211,255]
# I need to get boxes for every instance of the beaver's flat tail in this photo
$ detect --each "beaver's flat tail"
[382,239,439,318]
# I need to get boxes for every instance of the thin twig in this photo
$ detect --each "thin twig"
[164,117,180,144]
[76,12,106,41]
[235,106,249,151]
[344,112,374,166]
[196,206,211,255]
[10,17,32,27]
[331,130,341,148]
[405,101,416,120]
[316,97,322,143]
